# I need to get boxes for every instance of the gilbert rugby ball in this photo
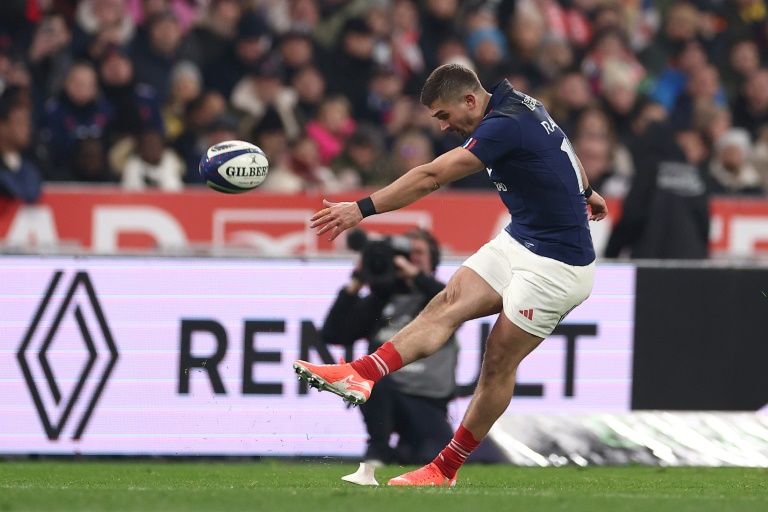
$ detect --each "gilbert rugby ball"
[199,140,269,193]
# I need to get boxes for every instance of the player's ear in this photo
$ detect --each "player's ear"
[464,93,476,109]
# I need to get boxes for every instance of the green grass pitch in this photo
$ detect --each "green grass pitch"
[1,461,766,512]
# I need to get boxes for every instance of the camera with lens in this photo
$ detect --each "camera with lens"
[346,228,412,288]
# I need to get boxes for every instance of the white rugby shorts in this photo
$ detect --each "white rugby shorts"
[462,230,595,338]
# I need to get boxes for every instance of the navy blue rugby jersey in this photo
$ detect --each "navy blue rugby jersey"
[462,79,595,266]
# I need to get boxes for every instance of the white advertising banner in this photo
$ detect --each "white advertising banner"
[0,257,635,456]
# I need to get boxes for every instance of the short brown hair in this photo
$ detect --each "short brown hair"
[420,63,482,107]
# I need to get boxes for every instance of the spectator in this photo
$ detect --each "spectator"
[185,0,242,71]
[388,0,426,91]
[582,28,646,97]
[385,129,434,183]
[599,59,647,144]
[625,101,669,155]
[640,2,702,77]
[304,95,356,166]
[465,13,510,86]
[547,71,593,137]
[433,33,474,75]
[290,64,326,129]
[326,17,377,119]
[130,10,194,102]
[320,228,458,466]
[26,13,74,103]
[126,0,197,35]
[230,55,301,141]
[172,90,228,182]
[605,122,711,259]
[0,36,32,92]
[574,133,630,199]
[590,3,625,36]
[536,0,593,50]
[649,39,712,112]
[361,65,406,127]
[0,86,43,203]
[752,125,768,191]
[266,0,321,35]
[731,68,768,140]
[669,64,727,130]
[721,38,762,103]
[709,128,765,195]
[418,0,461,70]
[65,136,117,182]
[535,35,575,84]
[260,135,344,193]
[98,43,164,142]
[204,9,272,99]
[505,4,547,90]
[573,106,634,195]
[122,127,184,191]
[366,1,392,67]
[251,108,290,186]
[329,124,385,187]
[276,30,328,85]
[693,102,733,148]
[72,0,136,61]
[41,60,114,176]
[718,0,768,43]
[162,61,202,142]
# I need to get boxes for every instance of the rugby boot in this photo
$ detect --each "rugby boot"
[387,462,457,487]
[293,359,373,405]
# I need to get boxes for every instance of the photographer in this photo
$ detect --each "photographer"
[320,229,458,466]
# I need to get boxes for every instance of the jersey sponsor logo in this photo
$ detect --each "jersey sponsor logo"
[521,93,537,111]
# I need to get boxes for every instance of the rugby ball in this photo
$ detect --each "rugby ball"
[199,140,269,193]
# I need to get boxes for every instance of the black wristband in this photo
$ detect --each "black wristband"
[584,185,593,199]
[356,197,377,218]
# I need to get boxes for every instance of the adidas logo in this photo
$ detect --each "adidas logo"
[518,309,534,320]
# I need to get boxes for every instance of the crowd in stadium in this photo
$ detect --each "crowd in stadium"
[1,0,768,202]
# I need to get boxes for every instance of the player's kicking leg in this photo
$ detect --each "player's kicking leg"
[294,267,502,405]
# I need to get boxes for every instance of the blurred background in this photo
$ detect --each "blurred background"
[1,0,767,467]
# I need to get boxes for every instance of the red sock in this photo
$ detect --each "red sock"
[350,341,403,382]
[433,424,481,478]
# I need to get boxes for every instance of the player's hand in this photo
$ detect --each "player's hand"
[310,199,363,241]
[587,191,608,221]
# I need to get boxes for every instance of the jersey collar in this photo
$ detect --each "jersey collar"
[485,79,514,117]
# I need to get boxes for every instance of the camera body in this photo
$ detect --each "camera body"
[347,228,412,287]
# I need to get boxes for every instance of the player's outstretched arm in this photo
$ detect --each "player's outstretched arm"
[310,147,483,240]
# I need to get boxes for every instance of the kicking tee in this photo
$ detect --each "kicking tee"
[463,79,595,266]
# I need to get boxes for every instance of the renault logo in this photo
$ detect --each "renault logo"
[17,271,118,440]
